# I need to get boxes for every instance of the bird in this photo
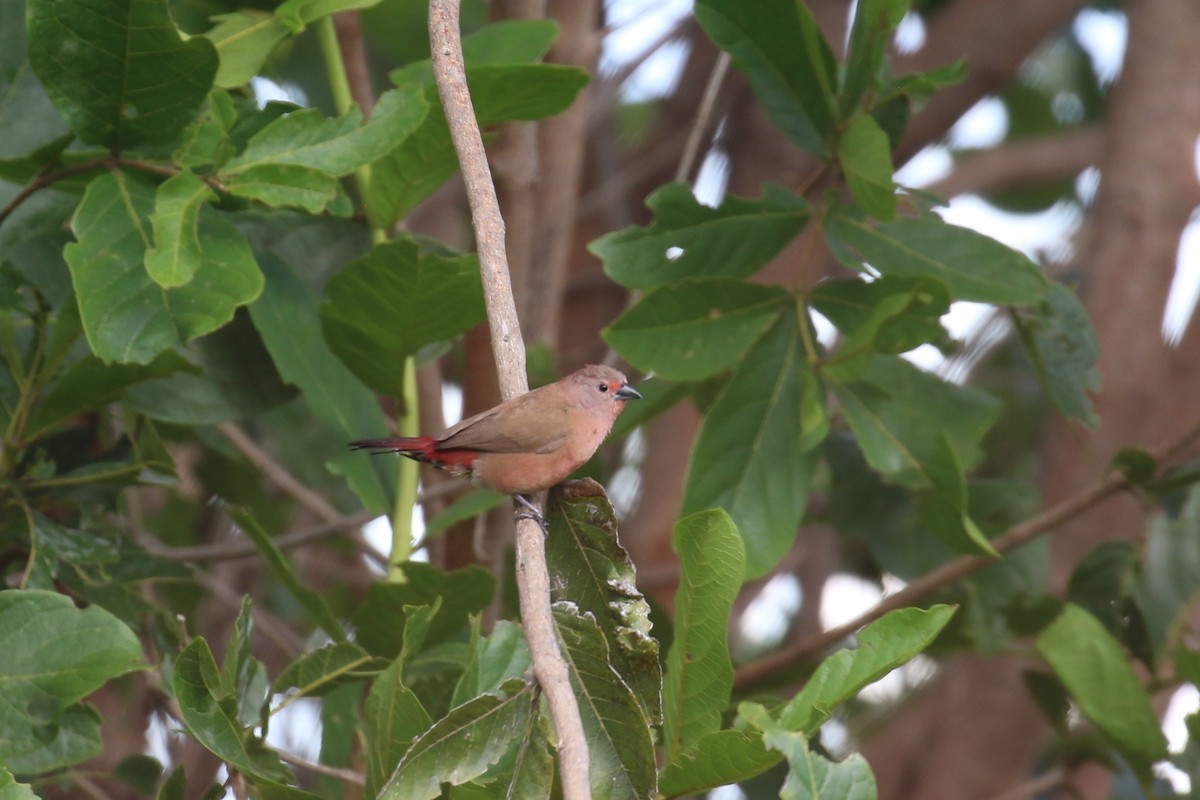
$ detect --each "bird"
[349,364,641,528]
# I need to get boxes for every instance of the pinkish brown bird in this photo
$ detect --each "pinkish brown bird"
[350,364,640,523]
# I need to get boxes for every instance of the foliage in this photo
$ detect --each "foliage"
[0,0,1190,798]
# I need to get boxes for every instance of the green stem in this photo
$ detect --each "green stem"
[317,14,415,579]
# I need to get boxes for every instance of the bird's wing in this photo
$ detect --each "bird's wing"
[436,387,570,454]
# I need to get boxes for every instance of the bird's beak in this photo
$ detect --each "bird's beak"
[615,384,642,401]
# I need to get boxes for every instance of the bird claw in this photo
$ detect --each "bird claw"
[514,495,549,535]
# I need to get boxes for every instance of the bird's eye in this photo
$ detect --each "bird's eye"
[597,383,608,392]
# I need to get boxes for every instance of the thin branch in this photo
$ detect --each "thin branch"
[734,412,1200,689]
[0,155,228,230]
[978,768,1066,800]
[674,51,731,184]
[429,2,591,799]
[148,510,375,562]
[218,422,341,523]
[274,747,366,786]
[925,126,1104,200]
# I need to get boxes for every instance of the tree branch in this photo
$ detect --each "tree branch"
[428,2,591,799]
[925,126,1104,200]
[218,422,341,523]
[274,747,366,785]
[734,411,1200,689]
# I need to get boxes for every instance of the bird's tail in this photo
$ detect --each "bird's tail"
[348,437,437,459]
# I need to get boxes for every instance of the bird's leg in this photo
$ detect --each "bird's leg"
[513,494,548,535]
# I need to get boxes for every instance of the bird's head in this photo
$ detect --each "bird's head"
[567,364,641,418]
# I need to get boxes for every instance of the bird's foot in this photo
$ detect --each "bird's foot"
[513,494,549,535]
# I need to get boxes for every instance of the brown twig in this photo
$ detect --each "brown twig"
[978,768,1066,800]
[734,412,1200,689]
[428,2,591,798]
[274,747,367,785]
[0,155,228,229]
[218,422,341,523]
[674,51,731,185]
[147,510,376,562]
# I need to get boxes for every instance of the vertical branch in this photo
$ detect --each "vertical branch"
[428,3,591,800]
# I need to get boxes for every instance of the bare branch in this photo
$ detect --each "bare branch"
[675,51,731,184]
[926,126,1104,200]
[275,747,367,785]
[218,422,341,523]
[428,2,591,798]
[734,412,1200,689]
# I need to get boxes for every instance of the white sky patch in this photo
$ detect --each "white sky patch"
[1162,208,1200,345]
[893,11,926,54]
[1157,684,1199,793]
[693,145,731,206]
[1075,165,1101,206]
[250,76,304,108]
[266,697,323,763]
[947,97,1008,150]
[602,0,692,101]
[739,573,802,650]
[895,144,953,189]
[937,195,1082,262]
[821,573,883,632]
[707,784,748,800]
[1073,9,1128,86]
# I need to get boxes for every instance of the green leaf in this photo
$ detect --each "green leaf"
[222,85,429,177]
[603,279,788,380]
[826,212,1047,305]
[274,0,383,34]
[224,164,341,214]
[777,605,957,732]
[368,64,587,227]
[0,590,143,774]
[682,308,818,578]
[379,679,534,800]
[64,172,263,364]
[590,183,810,290]
[319,237,485,397]
[351,563,495,659]
[365,656,433,799]
[915,434,1000,557]
[171,637,290,783]
[272,641,381,699]
[221,597,269,727]
[24,350,189,441]
[1035,604,1168,780]
[249,253,394,514]
[450,620,531,710]
[174,90,237,169]
[423,489,508,539]
[553,605,658,800]
[204,11,290,89]
[123,310,297,425]
[229,507,345,642]
[146,170,217,288]
[544,483,661,725]
[1067,542,1134,637]
[0,766,39,800]
[658,729,777,797]
[1012,282,1099,426]
[810,275,951,357]
[762,729,878,800]
[841,0,911,115]
[662,510,745,764]
[837,113,896,220]
[1132,487,1200,656]
[694,0,837,155]
[26,0,217,147]
[828,354,999,489]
